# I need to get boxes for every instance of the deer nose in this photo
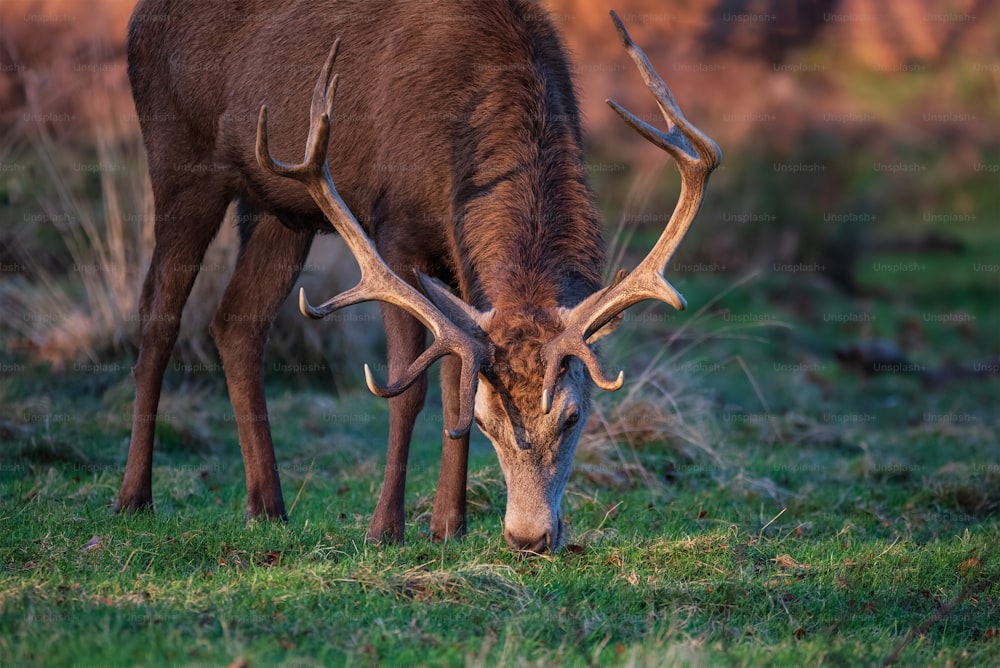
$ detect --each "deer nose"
[504,529,551,554]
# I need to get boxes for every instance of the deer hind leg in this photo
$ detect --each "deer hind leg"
[431,354,469,541]
[116,179,230,513]
[210,206,313,520]
[367,303,428,544]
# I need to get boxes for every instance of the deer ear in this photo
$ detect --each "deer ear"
[415,271,494,335]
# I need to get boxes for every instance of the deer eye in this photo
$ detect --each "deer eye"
[564,406,581,429]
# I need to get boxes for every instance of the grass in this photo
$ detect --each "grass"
[1,428,996,666]
[2,240,998,665]
[4,156,999,666]
[3,148,999,664]
[0,106,378,379]
[2,57,997,668]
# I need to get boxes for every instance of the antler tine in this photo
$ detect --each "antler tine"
[256,41,340,181]
[540,12,721,412]
[606,10,720,278]
[256,41,491,439]
[607,13,720,169]
[541,334,623,414]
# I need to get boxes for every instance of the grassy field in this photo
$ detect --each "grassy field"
[2,225,997,665]
[2,132,998,668]
[2,5,999,663]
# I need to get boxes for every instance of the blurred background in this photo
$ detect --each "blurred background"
[2,6,997,659]
[1,0,997,423]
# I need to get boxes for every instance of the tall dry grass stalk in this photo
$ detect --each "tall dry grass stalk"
[574,167,795,491]
[3,77,379,380]
[567,171,727,492]
[3,91,151,366]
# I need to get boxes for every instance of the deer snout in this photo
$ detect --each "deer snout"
[504,528,552,554]
[503,513,561,554]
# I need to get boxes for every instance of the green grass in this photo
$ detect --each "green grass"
[3,238,998,666]
[4,196,999,666]
[3,8,999,663]
[2,125,998,667]
[1,427,996,666]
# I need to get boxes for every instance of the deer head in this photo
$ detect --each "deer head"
[256,12,721,552]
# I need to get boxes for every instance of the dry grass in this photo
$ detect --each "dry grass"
[4,126,149,366]
[575,365,722,496]
[334,561,531,608]
[1,2,381,376]
[2,100,379,378]
[569,175,738,494]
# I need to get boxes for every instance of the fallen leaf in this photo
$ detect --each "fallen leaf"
[958,558,982,575]
[773,554,810,570]
[82,535,102,553]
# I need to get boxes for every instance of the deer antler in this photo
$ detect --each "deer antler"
[256,41,492,438]
[541,11,722,413]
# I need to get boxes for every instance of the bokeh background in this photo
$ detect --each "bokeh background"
[1,2,997,664]
[2,0,997,375]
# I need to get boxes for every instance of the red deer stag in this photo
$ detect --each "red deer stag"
[118,0,720,553]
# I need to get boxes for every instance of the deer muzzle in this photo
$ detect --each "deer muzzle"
[503,503,562,554]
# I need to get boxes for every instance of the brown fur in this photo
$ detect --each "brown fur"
[117,0,606,544]
[483,308,565,416]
